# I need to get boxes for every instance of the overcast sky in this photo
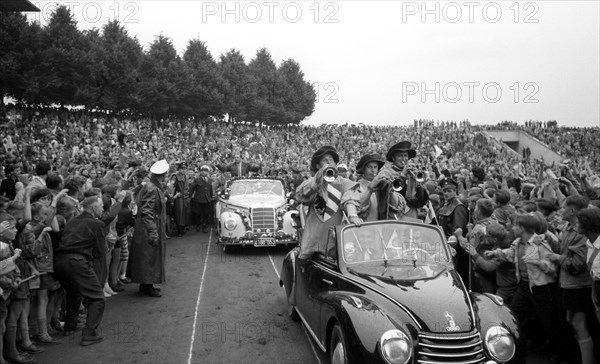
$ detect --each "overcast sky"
[29,1,600,127]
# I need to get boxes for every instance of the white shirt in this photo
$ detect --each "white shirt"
[586,235,600,280]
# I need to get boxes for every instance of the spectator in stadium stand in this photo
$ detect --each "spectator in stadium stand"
[577,208,600,325]
[337,164,348,179]
[170,162,191,237]
[487,211,573,364]
[189,165,213,233]
[492,189,516,227]
[53,195,106,347]
[438,178,469,283]
[471,167,486,187]
[218,154,261,178]
[546,195,596,364]
[455,198,496,293]
[28,160,51,192]
[128,160,169,298]
[0,164,20,200]
[289,166,306,193]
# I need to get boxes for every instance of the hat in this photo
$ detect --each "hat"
[577,208,600,233]
[472,167,485,181]
[177,162,187,169]
[356,154,385,174]
[337,163,348,172]
[440,178,458,190]
[291,166,302,173]
[150,160,169,175]
[310,146,339,173]
[386,141,416,162]
[200,165,210,171]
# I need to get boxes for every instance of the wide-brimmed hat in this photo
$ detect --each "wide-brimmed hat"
[310,146,339,172]
[386,141,416,162]
[356,153,385,174]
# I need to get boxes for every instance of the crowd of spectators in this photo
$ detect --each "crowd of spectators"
[1,104,600,363]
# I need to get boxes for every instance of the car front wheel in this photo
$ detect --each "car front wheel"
[330,324,349,364]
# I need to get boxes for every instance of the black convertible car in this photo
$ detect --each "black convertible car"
[280,220,519,364]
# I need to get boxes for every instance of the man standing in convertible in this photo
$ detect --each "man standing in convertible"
[295,146,362,260]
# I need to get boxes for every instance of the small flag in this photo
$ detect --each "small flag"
[434,145,443,159]
[424,200,439,225]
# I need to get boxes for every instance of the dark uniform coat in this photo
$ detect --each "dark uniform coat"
[437,197,469,283]
[129,176,167,284]
[172,172,190,226]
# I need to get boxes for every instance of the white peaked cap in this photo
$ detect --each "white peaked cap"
[150,159,169,175]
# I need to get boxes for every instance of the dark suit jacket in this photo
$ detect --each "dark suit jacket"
[219,161,261,177]
[190,176,213,203]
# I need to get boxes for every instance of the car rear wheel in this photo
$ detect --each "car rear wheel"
[330,324,349,364]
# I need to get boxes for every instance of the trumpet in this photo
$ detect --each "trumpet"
[323,166,338,183]
[416,171,425,183]
[391,178,405,192]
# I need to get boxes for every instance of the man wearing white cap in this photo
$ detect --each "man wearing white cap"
[128,160,169,297]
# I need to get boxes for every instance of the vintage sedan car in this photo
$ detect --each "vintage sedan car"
[280,220,519,364]
[216,178,298,252]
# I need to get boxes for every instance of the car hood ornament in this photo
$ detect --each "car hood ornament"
[444,311,460,332]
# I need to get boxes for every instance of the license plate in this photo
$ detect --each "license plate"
[254,238,276,247]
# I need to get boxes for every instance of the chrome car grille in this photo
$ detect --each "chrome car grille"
[417,331,485,364]
[251,207,276,233]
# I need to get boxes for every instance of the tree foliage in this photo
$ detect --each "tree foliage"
[0,5,316,124]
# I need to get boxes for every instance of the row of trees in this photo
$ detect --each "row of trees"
[0,6,316,124]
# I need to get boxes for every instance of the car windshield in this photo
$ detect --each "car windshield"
[341,222,450,266]
[228,180,284,197]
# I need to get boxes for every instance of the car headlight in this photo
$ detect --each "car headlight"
[483,326,515,362]
[379,330,412,364]
[224,218,237,231]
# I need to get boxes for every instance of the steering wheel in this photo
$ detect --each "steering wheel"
[400,247,432,261]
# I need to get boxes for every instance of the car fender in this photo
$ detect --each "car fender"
[471,292,521,345]
[218,211,245,239]
[320,292,416,364]
[279,247,297,298]
[281,210,298,237]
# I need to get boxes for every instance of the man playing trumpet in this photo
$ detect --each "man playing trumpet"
[368,141,430,219]
[295,146,362,259]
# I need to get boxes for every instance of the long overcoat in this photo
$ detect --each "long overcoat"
[128,176,167,284]
[172,172,190,226]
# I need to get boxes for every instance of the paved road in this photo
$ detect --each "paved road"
[34,229,548,364]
